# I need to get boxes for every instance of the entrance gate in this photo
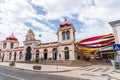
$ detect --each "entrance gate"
[25,46,32,61]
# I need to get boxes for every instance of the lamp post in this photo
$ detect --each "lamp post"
[57,42,61,71]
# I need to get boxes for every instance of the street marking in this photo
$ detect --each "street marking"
[81,74,100,77]
[92,68,103,72]
[101,68,110,72]
[0,72,24,80]
[85,68,95,71]
[79,68,88,71]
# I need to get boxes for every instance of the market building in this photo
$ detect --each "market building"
[0,18,77,62]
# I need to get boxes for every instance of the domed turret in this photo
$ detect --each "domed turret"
[6,33,18,41]
[60,18,72,27]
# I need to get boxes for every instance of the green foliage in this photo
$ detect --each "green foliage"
[35,58,39,64]
[110,52,115,59]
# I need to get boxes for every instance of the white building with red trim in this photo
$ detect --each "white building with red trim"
[0,19,77,61]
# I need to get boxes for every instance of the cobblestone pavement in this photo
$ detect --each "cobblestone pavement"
[49,65,119,80]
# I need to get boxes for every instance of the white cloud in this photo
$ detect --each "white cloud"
[0,0,56,46]
[34,31,57,43]
[0,0,119,46]
[26,19,54,33]
[31,0,84,20]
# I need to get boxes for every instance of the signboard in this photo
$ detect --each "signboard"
[113,44,120,51]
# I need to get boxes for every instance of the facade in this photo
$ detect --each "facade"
[0,19,77,62]
[109,20,120,62]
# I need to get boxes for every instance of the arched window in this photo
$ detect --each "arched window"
[44,49,47,53]
[64,47,69,60]
[44,49,47,60]
[66,31,70,40]
[9,53,12,60]
[36,50,39,59]
[10,43,14,49]
[52,48,57,60]
[14,52,17,61]
[0,53,1,59]
[62,31,66,40]
[19,51,22,59]
[3,43,6,49]
[1,53,4,62]
[62,31,70,40]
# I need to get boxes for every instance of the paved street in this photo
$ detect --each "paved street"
[0,65,86,80]
[50,65,117,80]
[0,62,120,80]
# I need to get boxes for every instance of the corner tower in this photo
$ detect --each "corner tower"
[2,33,19,50]
[57,18,76,60]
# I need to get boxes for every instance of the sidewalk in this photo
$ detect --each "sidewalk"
[0,62,120,80]
[0,62,79,72]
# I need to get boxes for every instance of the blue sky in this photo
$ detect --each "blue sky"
[0,0,120,46]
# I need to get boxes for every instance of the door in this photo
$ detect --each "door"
[14,52,16,61]
[25,46,32,61]
[44,53,47,60]
[53,48,57,60]
[64,47,69,60]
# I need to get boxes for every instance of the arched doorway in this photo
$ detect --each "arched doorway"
[25,46,32,61]
[44,49,47,60]
[19,51,22,60]
[9,53,12,60]
[1,53,4,62]
[53,48,57,60]
[36,50,39,59]
[64,47,69,60]
[14,52,17,61]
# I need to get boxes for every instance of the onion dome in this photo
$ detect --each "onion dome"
[60,18,72,27]
[6,33,18,41]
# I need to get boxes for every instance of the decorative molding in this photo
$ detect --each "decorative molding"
[61,43,72,46]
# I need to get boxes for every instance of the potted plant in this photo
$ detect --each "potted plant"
[9,61,15,66]
[33,58,41,70]
[110,52,115,67]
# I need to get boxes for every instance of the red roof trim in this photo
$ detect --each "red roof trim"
[3,43,6,45]
[6,33,18,41]
[36,49,39,52]
[66,30,70,33]
[62,31,65,33]
[52,48,57,51]
[44,49,47,52]
[60,18,72,27]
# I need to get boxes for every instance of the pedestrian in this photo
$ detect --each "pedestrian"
[106,57,110,63]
